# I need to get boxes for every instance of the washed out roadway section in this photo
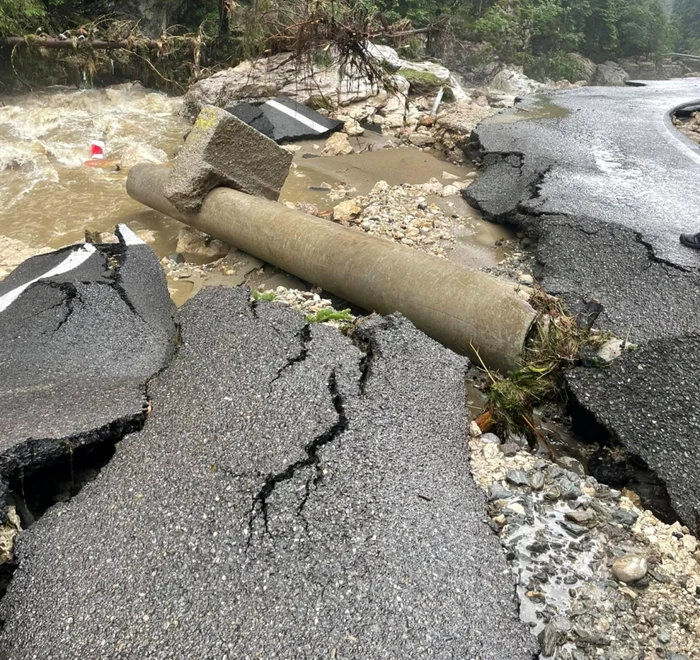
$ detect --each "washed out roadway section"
[468,80,700,269]
[465,80,700,532]
[0,228,177,521]
[0,286,536,659]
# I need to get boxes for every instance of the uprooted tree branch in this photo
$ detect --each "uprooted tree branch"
[0,1,450,91]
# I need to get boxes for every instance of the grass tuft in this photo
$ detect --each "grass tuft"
[306,308,353,324]
[476,287,616,441]
[252,290,276,302]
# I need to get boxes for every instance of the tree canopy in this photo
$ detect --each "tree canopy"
[0,0,677,81]
[674,0,700,53]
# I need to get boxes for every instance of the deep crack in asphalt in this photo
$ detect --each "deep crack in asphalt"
[465,81,700,530]
[249,369,348,541]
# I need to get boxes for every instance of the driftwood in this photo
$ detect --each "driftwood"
[474,410,494,433]
[0,23,434,51]
[0,37,160,50]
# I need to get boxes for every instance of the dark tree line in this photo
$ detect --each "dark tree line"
[0,0,684,79]
[674,0,700,54]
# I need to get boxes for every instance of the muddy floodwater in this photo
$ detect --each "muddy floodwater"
[482,96,571,125]
[0,84,187,252]
[0,83,514,300]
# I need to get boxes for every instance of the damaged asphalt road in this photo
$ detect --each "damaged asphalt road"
[0,287,536,659]
[465,80,700,532]
[0,225,177,523]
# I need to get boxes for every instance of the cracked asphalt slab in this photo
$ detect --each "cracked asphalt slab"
[0,227,176,521]
[464,81,700,531]
[567,334,700,531]
[0,287,537,659]
[515,212,700,341]
[467,81,700,267]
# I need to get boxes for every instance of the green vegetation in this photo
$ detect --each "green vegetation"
[456,0,672,79]
[0,0,680,88]
[252,290,276,302]
[0,0,46,35]
[673,0,700,54]
[398,68,442,93]
[306,308,353,324]
[477,288,615,441]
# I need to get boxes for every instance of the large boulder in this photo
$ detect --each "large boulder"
[321,132,354,156]
[570,53,597,83]
[489,66,544,96]
[366,43,470,102]
[592,61,630,86]
[164,105,292,213]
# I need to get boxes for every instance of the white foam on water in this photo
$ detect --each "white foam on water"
[0,84,187,248]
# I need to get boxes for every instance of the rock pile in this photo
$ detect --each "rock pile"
[254,286,356,328]
[180,46,585,168]
[328,178,475,257]
[180,45,448,131]
[469,430,700,659]
[674,112,700,146]
[429,101,499,163]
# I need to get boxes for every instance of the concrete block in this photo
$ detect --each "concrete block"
[164,105,292,213]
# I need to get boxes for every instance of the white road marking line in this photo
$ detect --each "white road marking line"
[264,100,327,134]
[0,243,97,314]
[116,224,145,246]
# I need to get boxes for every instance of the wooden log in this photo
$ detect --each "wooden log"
[0,37,159,49]
[474,410,494,433]
[0,25,435,51]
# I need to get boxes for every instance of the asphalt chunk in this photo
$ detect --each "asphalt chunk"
[568,334,700,533]
[0,230,176,524]
[0,287,536,659]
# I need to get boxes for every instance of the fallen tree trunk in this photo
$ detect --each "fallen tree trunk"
[0,26,433,52]
[0,37,160,50]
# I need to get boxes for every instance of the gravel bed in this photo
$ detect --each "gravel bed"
[469,429,700,659]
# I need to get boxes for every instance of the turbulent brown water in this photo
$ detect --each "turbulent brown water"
[0,83,514,296]
[0,83,187,254]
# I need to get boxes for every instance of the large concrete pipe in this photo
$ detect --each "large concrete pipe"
[128,164,536,373]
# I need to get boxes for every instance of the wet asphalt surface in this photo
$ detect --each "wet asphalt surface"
[0,229,176,522]
[465,79,700,532]
[468,80,700,268]
[0,286,536,659]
